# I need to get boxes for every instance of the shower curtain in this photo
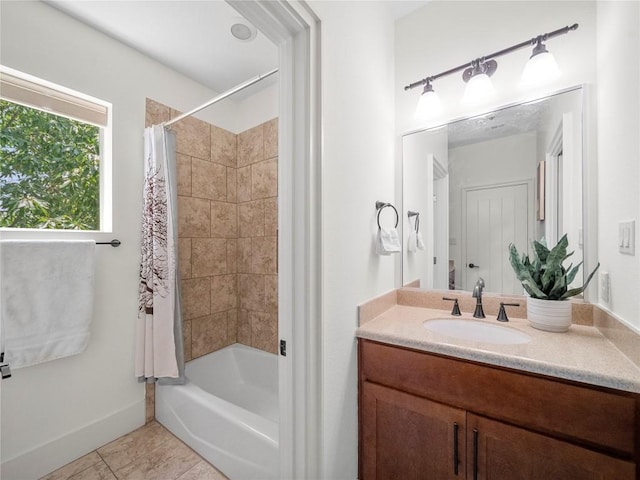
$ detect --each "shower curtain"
[135,125,184,384]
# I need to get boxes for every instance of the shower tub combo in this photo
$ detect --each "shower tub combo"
[156,343,279,479]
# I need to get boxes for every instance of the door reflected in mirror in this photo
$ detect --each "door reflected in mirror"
[402,87,583,294]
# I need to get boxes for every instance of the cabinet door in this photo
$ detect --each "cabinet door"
[467,414,636,480]
[361,381,466,480]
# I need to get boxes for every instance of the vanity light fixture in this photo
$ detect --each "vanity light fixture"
[520,36,561,87]
[405,24,578,115]
[415,79,442,118]
[461,59,497,104]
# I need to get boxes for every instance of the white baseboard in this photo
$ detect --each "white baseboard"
[1,399,145,480]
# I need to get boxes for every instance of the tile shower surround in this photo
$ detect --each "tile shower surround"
[145,99,278,398]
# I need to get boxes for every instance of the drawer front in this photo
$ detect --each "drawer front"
[360,339,638,456]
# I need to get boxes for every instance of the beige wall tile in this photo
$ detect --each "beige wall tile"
[237,166,252,203]
[227,167,237,203]
[181,277,211,320]
[170,110,211,161]
[239,200,265,238]
[265,275,278,314]
[251,311,278,354]
[192,313,228,358]
[226,239,237,274]
[177,153,192,196]
[264,197,278,236]
[237,309,251,345]
[252,236,277,274]
[192,238,227,277]
[239,274,265,311]
[227,309,238,346]
[238,124,264,167]
[192,159,227,201]
[237,238,252,273]
[178,196,211,238]
[145,98,171,128]
[252,159,277,200]
[264,118,278,159]
[178,238,192,279]
[211,124,237,168]
[183,320,192,362]
[41,452,103,480]
[211,274,238,313]
[211,201,238,238]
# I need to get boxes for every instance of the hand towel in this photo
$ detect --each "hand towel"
[376,227,401,255]
[1,240,96,369]
[416,232,425,250]
[408,230,417,252]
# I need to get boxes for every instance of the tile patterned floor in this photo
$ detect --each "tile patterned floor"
[40,421,228,480]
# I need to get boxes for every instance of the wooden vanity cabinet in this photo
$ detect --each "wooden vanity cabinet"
[358,339,639,480]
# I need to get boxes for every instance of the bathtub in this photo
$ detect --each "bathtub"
[156,343,279,479]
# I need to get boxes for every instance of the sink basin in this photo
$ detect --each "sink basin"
[423,318,531,345]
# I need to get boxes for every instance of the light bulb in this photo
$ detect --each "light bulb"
[415,83,442,118]
[462,73,494,104]
[521,49,560,87]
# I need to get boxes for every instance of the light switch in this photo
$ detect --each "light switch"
[619,221,635,255]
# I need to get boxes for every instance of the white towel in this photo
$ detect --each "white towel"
[408,230,417,252]
[416,231,425,250]
[1,240,96,369]
[376,227,401,255]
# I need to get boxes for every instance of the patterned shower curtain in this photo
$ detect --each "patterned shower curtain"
[135,125,184,383]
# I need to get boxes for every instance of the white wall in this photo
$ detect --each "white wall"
[308,1,396,478]
[596,1,640,329]
[0,2,255,477]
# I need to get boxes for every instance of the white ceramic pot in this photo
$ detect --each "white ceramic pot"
[526,297,572,332]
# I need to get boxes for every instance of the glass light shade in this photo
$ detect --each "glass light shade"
[415,88,442,118]
[521,50,560,87]
[462,73,494,104]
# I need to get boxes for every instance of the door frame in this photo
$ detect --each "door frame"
[460,179,534,291]
[227,2,322,478]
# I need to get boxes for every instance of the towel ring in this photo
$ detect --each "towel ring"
[376,201,399,229]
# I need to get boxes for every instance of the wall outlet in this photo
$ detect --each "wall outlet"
[618,221,635,255]
[600,271,610,303]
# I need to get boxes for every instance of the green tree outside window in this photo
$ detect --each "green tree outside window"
[0,99,100,229]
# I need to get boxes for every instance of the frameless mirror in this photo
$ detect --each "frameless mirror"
[402,87,583,294]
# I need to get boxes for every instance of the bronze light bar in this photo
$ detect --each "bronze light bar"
[404,24,579,91]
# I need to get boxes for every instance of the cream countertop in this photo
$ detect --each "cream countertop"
[356,304,640,394]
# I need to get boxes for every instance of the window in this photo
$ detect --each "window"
[0,66,111,230]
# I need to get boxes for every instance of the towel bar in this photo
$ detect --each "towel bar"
[97,239,121,247]
[0,352,11,379]
[375,201,399,229]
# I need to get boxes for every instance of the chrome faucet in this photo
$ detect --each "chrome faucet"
[472,277,485,318]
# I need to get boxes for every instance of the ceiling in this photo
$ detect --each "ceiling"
[46,0,279,98]
[46,0,430,101]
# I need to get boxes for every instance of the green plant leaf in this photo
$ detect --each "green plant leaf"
[560,262,601,300]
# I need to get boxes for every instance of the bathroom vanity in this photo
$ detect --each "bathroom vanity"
[357,290,640,479]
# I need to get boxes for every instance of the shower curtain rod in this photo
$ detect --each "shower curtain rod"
[164,68,279,128]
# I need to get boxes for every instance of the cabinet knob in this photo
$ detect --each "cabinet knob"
[468,263,479,269]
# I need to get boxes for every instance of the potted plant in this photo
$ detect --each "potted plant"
[508,234,599,332]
